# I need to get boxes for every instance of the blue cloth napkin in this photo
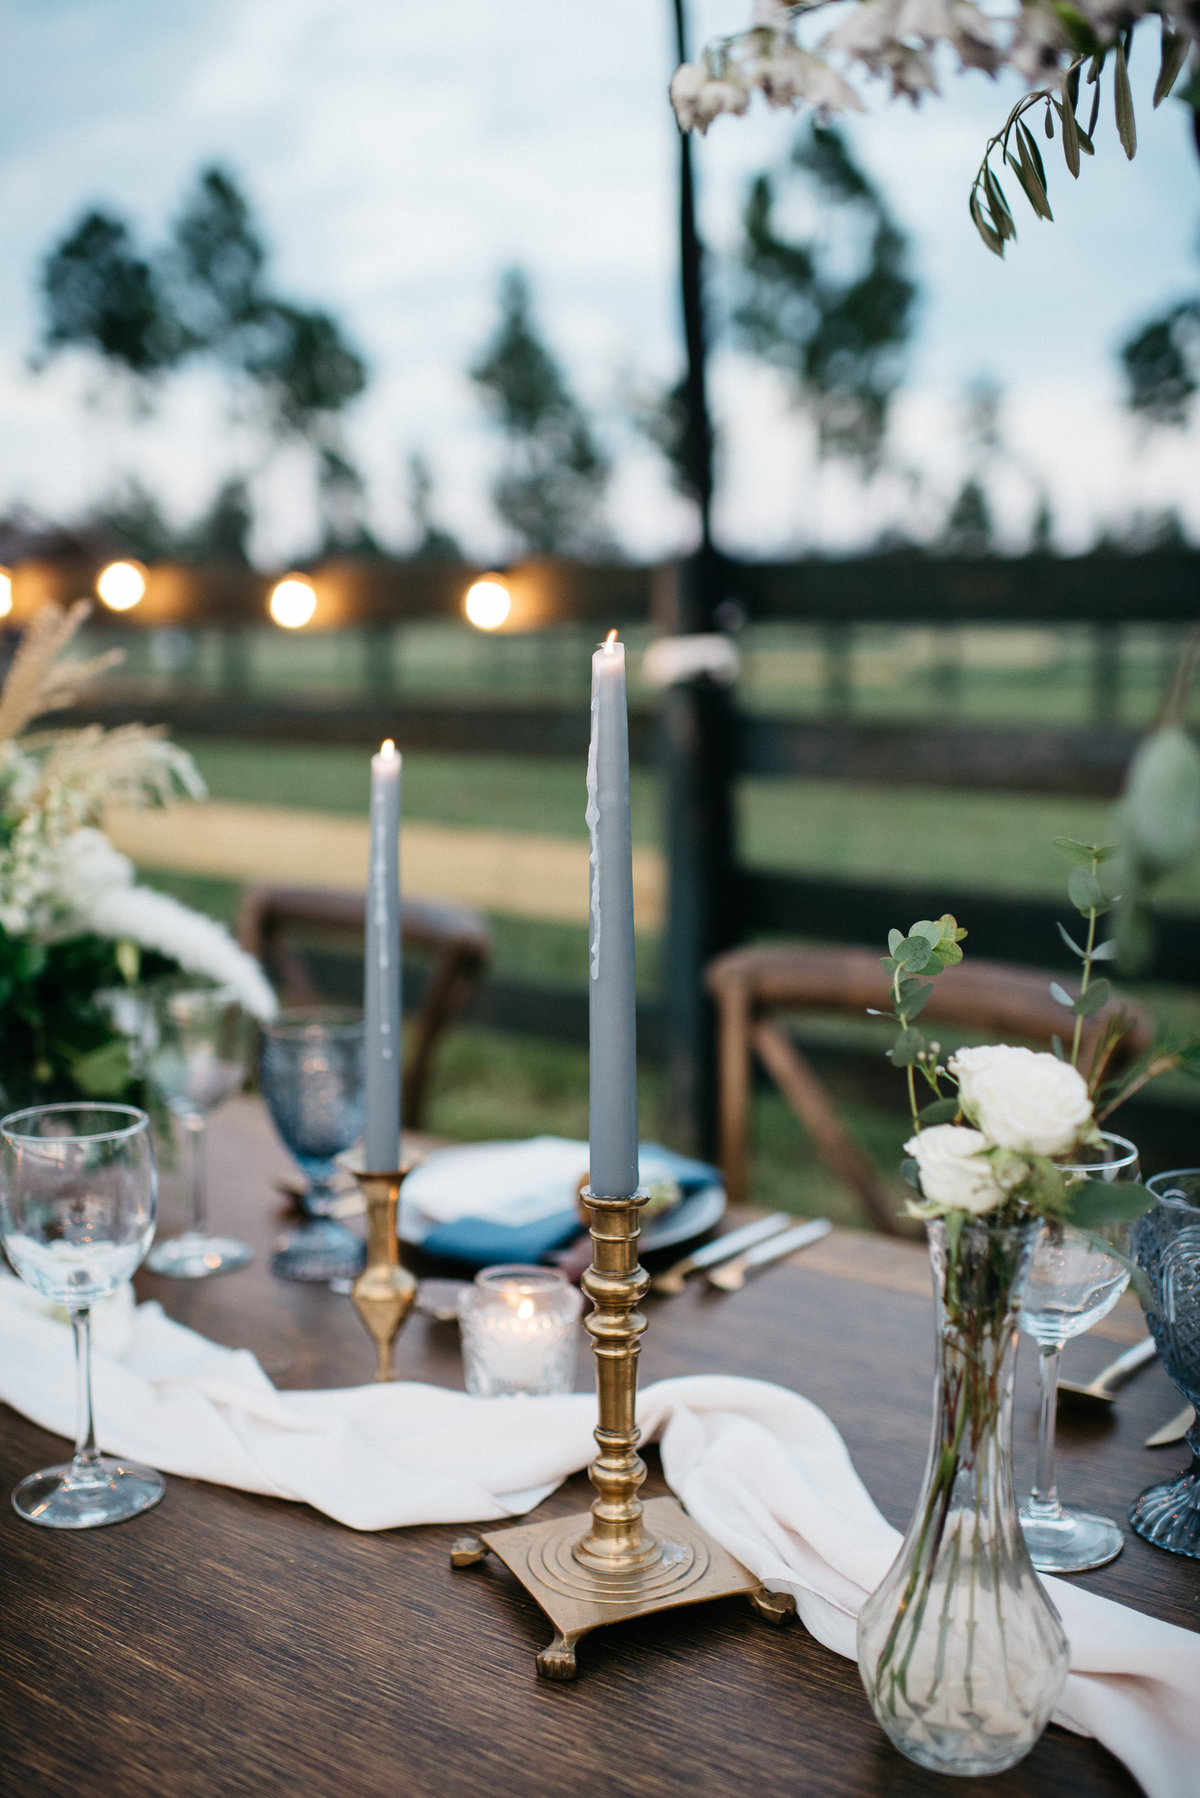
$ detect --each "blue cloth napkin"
[420,1141,721,1268]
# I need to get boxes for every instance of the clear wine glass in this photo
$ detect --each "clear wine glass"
[143,983,251,1278]
[0,1102,164,1528]
[1018,1131,1139,1573]
[259,1009,366,1283]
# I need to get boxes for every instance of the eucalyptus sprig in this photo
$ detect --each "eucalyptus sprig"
[1048,836,1121,1072]
[873,913,967,1133]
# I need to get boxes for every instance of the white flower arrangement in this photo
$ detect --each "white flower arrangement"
[0,602,276,1024]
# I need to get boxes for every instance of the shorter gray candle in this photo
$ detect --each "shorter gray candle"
[587,636,639,1198]
[364,741,402,1170]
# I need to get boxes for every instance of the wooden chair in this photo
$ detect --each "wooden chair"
[237,884,490,1130]
[705,943,1155,1233]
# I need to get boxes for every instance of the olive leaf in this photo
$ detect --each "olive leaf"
[1154,27,1190,106]
[1115,38,1137,158]
[1057,91,1081,176]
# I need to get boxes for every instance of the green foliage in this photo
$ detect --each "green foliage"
[734,122,917,472]
[1063,1177,1156,1227]
[1121,300,1200,428]
[0,928,166,1112]
[471,269,609,555]
[37,164,368,461]
[406,453,462,561]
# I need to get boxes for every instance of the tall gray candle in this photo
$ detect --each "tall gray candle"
[364,738,402,1170]
[587,632,639,1198]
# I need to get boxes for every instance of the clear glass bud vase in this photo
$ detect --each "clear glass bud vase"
[857,1217,1070,1777]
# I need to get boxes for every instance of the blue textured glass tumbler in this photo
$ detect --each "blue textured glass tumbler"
[1130,1169,1200,1558]
[260,1010,367,1283]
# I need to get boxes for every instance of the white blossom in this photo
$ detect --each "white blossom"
[905,1124,1011,1215]
[950,1044,1094,1158]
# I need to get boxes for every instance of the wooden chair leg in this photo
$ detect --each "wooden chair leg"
[751,1020,899,1235]
[715,981,751,1208]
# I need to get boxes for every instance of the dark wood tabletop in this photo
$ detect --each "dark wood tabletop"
[2,1097,1197,1798]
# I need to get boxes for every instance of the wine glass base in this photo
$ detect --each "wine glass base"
[271,1219,365,1284]
[146,1231,253,1279]
[13,1456,165,1529]
[1129,1464,1200,1558]
[1019,1502,1124,1572]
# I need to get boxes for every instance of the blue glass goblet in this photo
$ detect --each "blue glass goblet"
[260,1010,366,1284]
[1129,1169,1200,1557]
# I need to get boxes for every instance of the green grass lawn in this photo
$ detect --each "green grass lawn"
[145,735,1200,1232]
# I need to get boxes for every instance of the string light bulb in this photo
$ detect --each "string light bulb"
[464,576,511,631]
[96,560,146,611]
[268,576,317,629]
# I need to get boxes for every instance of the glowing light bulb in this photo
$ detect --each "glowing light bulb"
[0,567,12,619]
[269,576,317,629]
[464,577,511,631]
[96,560,146,611]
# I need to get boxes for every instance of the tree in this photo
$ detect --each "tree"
[40,211,180,380]
[471,269,609,555]
[734,122,916,473]
[37,165,370,547]
[1121,297,1200,427]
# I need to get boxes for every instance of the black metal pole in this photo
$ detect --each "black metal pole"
[663,0,737,1158]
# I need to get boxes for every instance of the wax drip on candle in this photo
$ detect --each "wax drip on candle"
[585,652,605,983]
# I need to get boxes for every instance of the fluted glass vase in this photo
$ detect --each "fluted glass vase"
[857,1217,1070,1777]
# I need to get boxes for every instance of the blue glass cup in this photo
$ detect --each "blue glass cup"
[1130,1168,1200,1557]
[259,1010,366,1283]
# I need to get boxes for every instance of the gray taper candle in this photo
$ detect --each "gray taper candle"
[587,634,639,1198]
[364,739,402,1170]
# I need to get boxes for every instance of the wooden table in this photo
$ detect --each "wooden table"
[2,1098,1197,1798]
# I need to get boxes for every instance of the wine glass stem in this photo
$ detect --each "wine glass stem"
[71,1307,101,1476]
[183,1112,208,1236]
[1030,1342,1064,1518]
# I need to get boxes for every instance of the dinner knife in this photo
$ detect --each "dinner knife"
[651,1212,792,1296]
[1146,1405,1195,1448]
[706,1216,833,1291]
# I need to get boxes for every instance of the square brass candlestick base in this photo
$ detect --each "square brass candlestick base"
[452,1496,790,1680]
[451,1180,795,1677]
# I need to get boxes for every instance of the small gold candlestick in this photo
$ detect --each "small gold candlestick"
[347,1160,418,1382]
[452,1183,793,1677]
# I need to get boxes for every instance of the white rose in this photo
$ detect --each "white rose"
[950,1044,1093,1158]
[905,1125,1008,1215]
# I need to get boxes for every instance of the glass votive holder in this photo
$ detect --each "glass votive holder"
[458,1264,584,1398]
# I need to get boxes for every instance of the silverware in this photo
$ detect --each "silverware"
[1146,1405,1195,1448]
[651,1213,792,1296]
[1057,1336,1157,1414]
[706,1217,832,1291]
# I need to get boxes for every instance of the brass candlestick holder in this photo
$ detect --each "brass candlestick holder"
[451,1184,794,1678]
[347,1160,419,1382]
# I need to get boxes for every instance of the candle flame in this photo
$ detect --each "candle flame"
[380,739,396,757]
[604,629,618,654]
[516,1297,535,1321]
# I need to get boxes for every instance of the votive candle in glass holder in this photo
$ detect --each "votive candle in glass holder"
[458,1265,583,1398]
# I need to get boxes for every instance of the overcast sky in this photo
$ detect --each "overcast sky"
[2,0,1198,565]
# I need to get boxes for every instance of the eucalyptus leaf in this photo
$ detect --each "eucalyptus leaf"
[1064,1178,1155,1228]
[889,1028,926,1067]
[888,928,904,956]
[901,1157,922,1191]
[1115,39,1137,158]
[931,940,965,967]
[902,983,933,1020]
[1089,939,1118,961]
[1068,866,1106,914]
[1052,1034,1066,1059]
[918,1097,960,1125]
[910,919,943,945]
[1072,976,1112,1018]
[1053,836,1100,866]
[897,935,936,973]
[1056,919,1085,958]
[1050,981,1077,1008]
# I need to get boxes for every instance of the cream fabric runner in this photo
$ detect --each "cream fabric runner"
[0,1273,1195,1798]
